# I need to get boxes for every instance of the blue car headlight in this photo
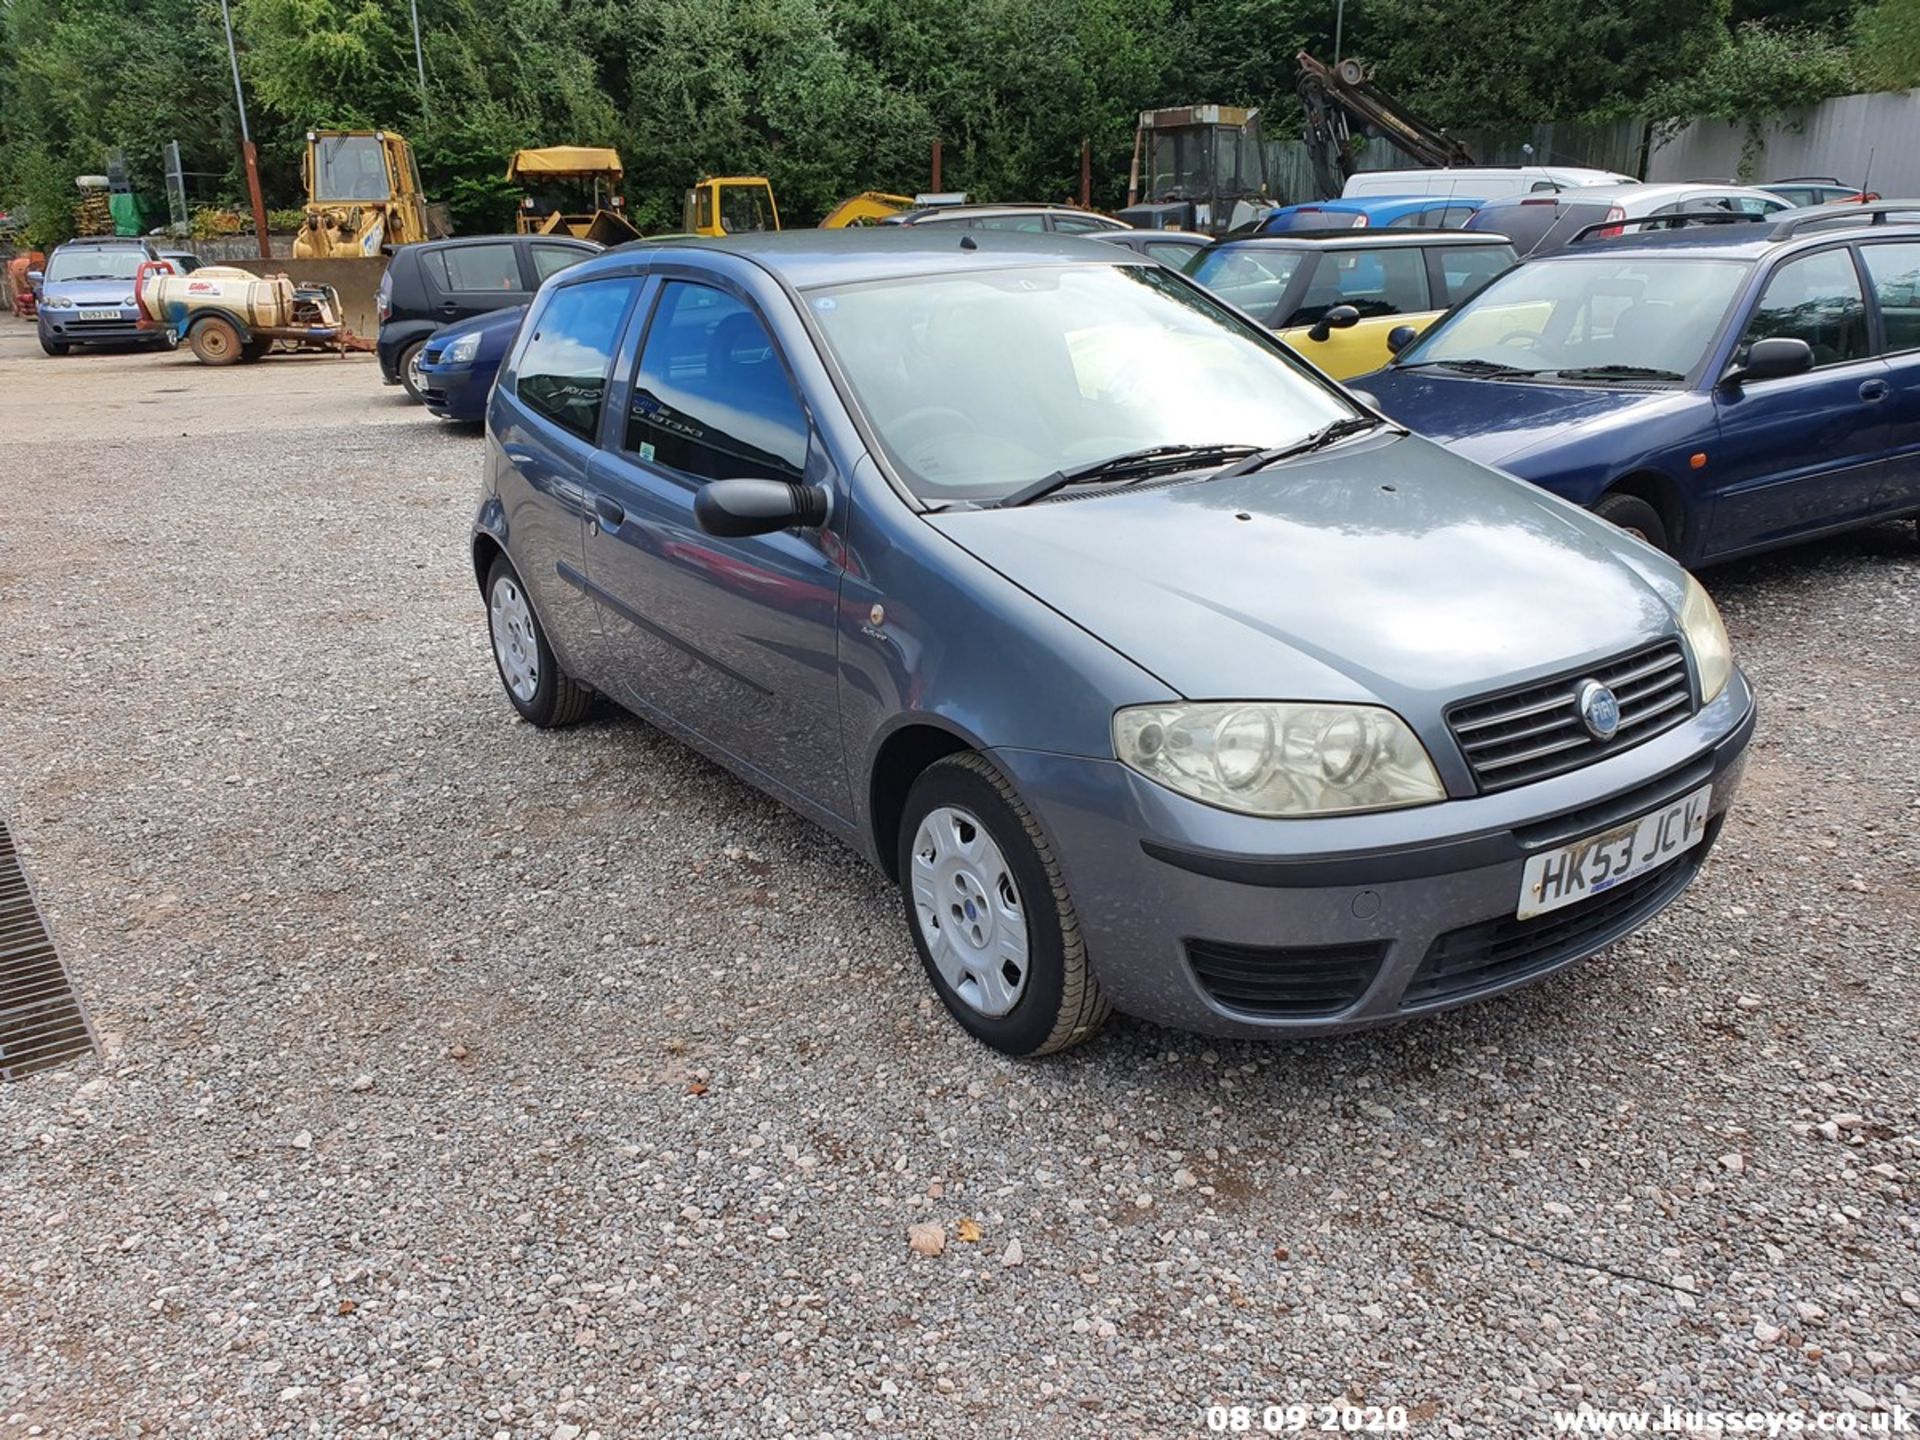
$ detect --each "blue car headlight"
[443,332,481,365]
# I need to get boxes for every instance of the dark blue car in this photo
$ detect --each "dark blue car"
[1357,206,1920,562]
[416,304,526,422]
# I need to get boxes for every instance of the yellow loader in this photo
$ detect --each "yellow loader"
[508,147,641,245]
[292,130,448,259]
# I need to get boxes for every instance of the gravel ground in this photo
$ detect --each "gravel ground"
[0,327,1916,1439]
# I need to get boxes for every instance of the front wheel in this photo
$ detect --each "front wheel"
[485,556,593,728]
[898,753,1110,1056]
[1593,492,1671,554]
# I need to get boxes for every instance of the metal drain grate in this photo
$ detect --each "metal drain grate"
[0,819,96,1080]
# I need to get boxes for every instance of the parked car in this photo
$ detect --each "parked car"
[1342,166,1636,201]
[1760,176,1878,207]
[881,203,1127,233]
[470,230,1752,1055]
[1087,228,1211,266]
[1464,182,1791,257]
[155,250,205,274]
[1185,230,1517,377]
[1354,203,1920,562]
[415,304,526,423]
[376,233,598,402]
[1252,195,1485,234]
[33,237,175,356]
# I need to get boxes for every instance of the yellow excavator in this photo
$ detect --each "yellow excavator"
[508,147,641,244]
[292,130,449,258]
[683,176,781,236]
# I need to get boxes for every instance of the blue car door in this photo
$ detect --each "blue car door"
[1704,245,1892,556]
[581,276,851,823]
[1857,237,1920,513]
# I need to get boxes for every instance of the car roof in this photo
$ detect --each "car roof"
[54,236,149,248]
[1096,229,1207,242]
[1213,229,1513,250]
[592,228,1142,288]
[1531,212,1920,260]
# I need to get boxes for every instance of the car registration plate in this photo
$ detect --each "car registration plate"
[79,308,122,321]
[1517,783,1713,920]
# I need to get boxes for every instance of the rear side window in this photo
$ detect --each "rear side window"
[1287,210,1365,232]
[975,213,1048,232]
[1052,214,1109,234]
[531,244,588,282]
[1860,242,1920,354]
[626,281,807,482]
[1435,245,1516,306]
[1286,247,1429,324]
[425,243,521,293]
[514,277,639,439]
[1742,248,1869,366]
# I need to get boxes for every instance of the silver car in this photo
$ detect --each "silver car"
[470,231,1754,1055]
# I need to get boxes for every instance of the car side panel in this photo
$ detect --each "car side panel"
[1280,308,1439,379]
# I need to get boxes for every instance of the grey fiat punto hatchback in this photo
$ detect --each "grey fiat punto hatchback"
[471,230,1753,1056]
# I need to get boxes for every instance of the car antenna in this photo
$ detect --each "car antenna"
[959,234,977,250]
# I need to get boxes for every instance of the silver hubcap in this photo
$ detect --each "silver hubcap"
[407,349,425,394]
[489,576,540,703]
[909,805,1030,1018]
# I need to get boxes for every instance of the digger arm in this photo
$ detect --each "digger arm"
[1296,52,1475,197]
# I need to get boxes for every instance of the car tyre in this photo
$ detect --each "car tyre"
[897,752,1111,1056]
[39,335,69,357]
[189,314,244,366]
[1593,492,1670,553]
[399,340,429,403]
[485,556,593,728]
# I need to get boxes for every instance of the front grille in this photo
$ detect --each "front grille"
[1448,640,1694,792]
[1401,847,1703,1009]
[1187,938,1386,1018]
[0,819,96,1080]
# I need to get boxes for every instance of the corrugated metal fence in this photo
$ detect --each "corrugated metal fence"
[1645,88,1920,192]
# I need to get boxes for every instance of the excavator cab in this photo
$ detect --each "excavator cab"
[683,177,781,237]
[294,130,445,259]
[1121,105,1278,235]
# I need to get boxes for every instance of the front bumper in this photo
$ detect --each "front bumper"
[39,311,166,346]
[418,360,481,419]
[993,671,1755,1038]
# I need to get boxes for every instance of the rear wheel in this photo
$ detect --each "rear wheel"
[897,752,1110,1056]
[1594,492,1671,554]
[38,335,69,357]
[189,314,243,366]
[485,556,593,728]
[399,340,428,403]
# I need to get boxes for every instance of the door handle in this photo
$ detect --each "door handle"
[592,495,626,530]
[1860,379,1890,402]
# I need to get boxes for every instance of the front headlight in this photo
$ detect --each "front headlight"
[45,296,75,309]
[1114,702,1446,817]
[1680,574,1732,704]
[444,332,481,364]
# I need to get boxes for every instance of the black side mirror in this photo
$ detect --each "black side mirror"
[1386,323,1419,355]
[1723,336,1814,387]
[1306,304,1362,343]
[694,478,829,538]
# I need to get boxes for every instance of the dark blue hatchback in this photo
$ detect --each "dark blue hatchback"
[1358,207,1920,562]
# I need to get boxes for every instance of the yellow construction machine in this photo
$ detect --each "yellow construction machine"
[820,191,917,227]
[508,147,641,244]
[292,130,449,259]
[683,176,781,237]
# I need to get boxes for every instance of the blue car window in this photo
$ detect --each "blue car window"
[514,277,639,439]
[626,281,807,483]
[1740,248,1869,367]
[1287,247,1428,325]
[1859,242,1920,354]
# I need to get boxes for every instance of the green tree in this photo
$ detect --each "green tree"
[1852,0,1920,89]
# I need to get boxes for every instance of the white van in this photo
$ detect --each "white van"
[1341,166,1638,200]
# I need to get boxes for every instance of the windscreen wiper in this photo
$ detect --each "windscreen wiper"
[996,442,1261,508]
[1208,416,1391,481]
[1395,357,1546,378]
[1546,364,1686,382]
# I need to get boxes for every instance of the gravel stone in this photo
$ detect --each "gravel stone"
[1,333,1917,1437]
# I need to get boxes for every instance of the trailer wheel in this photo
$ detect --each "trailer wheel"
[190,315,244,366]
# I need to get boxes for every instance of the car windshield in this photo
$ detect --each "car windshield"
[1184,246,1308,316]
[45,248,142,282]
[805,263,1354,503]
[1396,255,1752,381]
[313,135,391,202]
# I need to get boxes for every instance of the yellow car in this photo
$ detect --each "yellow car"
[1185,230,1518,379]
